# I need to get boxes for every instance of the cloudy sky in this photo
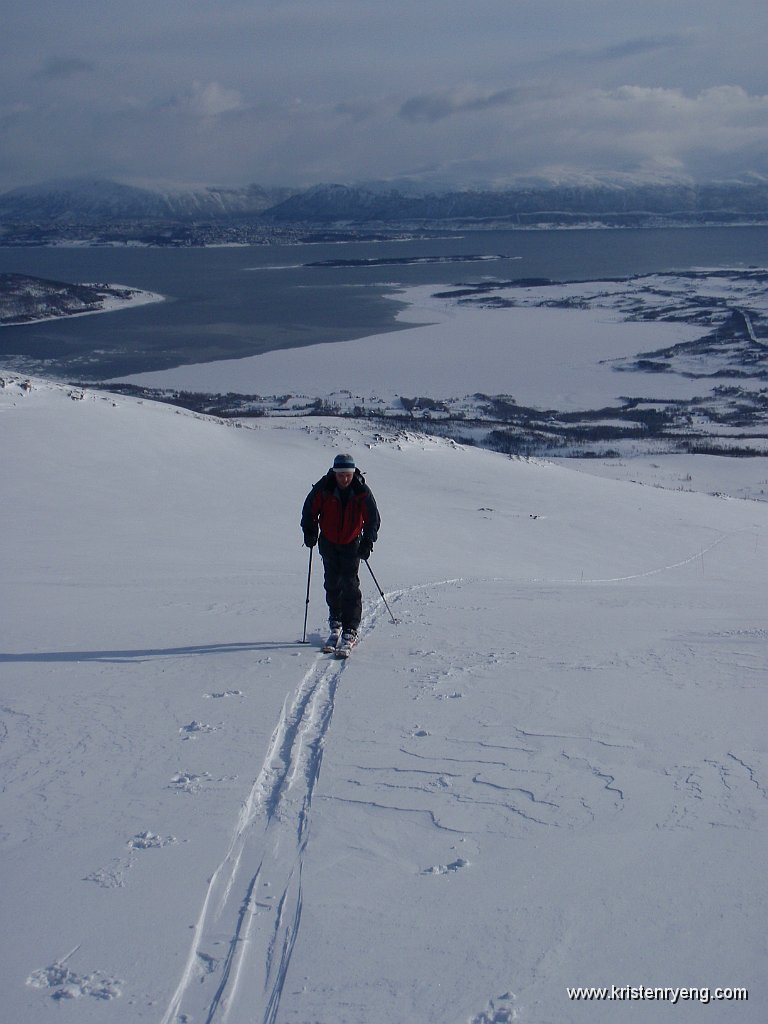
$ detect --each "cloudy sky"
[2,0,767,191]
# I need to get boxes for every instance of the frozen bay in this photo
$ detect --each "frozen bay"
[1,226,767,379]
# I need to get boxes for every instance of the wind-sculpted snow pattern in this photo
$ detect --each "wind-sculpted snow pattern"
[661,753,768,831]
[160,609,381,1024]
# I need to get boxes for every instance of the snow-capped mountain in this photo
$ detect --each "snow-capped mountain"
[0,178,296,223]
[263,177,768,223]
[2,174,767,228]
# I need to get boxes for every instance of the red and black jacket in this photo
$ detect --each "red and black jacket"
[301,469,380,547]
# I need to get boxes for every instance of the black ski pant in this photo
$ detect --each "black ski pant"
[318,536,362,631]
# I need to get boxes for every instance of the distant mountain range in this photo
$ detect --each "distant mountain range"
[1,175,767,230]
[0,179,297,224]
[263,178,768,226]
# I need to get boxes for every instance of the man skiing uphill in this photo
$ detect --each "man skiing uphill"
[301,454,380,655]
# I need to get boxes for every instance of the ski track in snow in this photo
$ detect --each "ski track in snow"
[384,525,740,595]
[160,603,384,1024]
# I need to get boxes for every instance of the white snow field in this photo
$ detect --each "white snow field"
[2,375,767,1023]
[117,282,706,410]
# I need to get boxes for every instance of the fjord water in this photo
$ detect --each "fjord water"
[1,226,766,379]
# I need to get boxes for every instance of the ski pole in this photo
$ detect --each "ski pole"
[364,559,399,624]
[300,545,313,643]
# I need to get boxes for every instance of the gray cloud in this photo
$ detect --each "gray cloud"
[2,1,768,189]
[34,57,97,80]
[566,33,690,64]
[399,87,527,123]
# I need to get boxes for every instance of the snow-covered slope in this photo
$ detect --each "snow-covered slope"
[0,178,296,222]
[2,376,766,1023]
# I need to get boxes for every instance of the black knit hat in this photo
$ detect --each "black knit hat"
[332,453,356,472]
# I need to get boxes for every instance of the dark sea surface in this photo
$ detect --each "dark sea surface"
[0,227,766,380]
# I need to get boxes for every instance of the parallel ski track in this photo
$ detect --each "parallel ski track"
[160,530,732,1023]
[160,606,381,1024]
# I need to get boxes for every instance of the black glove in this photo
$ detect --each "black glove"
[358,538,372,560]
[304,529,318,548]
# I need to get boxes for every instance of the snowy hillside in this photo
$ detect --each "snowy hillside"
[0,178,297,223]
[2,375,767,1023]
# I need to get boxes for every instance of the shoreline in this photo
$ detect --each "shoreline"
[0,283,165,328]
[2,220,768,250]
[111,279,705,409]
[108,268,768,464]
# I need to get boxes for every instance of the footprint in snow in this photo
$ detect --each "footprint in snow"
[179,720,216,739]
[421,857,470,876]
[83,858,133,888]
[430,775,453,790]
[470,991,519,1023]
[27,957,123,1002]
[170,770,211,794]
[127,830,177,850]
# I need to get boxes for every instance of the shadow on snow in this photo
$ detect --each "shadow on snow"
[0,640,303,664]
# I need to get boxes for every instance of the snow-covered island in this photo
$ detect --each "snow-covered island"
[1,370,766,1023]
[0,272,163,326]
